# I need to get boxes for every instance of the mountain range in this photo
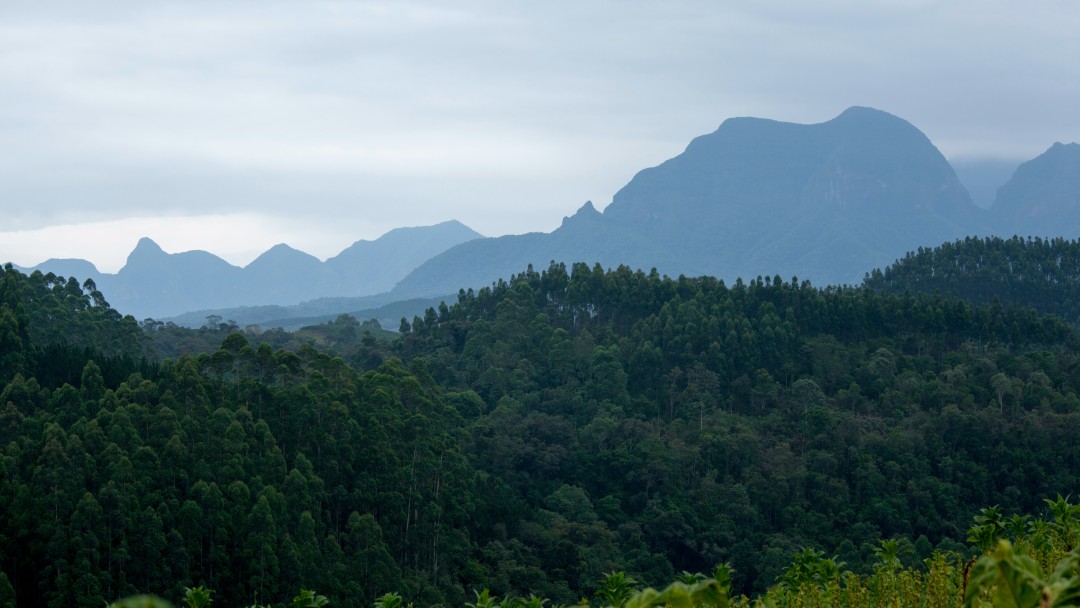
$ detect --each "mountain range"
[9,107,1080,323]
[14,220,481,320]
[391,108,1080,298]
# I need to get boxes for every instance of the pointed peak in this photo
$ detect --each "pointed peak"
[246,243,322,269]
[1046,141,1080,155]
[133,237,164,254]
[126,237,167,266]
[561,201,602,228]
[122,237,169,271]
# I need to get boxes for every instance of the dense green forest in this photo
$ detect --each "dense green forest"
[4,260,1080,607]
[864,236,1080,323]
[104,500,1080,607]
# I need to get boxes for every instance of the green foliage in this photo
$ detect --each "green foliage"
[372,592,405,608]
[182,586,212,608]
[621,578,731,608]
[970,506,1008,554]
[778,549,845,588]
[42,504,1080,607]
[964,540,1080,608]
[872,538,910,572]
[107,597,175,608]
[291,589,330,608]
[11,259,1080,606]
[864,235,1080,324]
[595,572,638,608]
[0,572,15,608]
[466,589,500,608]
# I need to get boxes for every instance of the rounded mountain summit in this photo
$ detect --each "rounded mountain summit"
[393,107,990,297]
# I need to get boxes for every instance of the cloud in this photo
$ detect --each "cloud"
[0,0,1077,263]
[0,212,396,272]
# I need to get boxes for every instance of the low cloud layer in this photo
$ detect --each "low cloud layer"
[1,1,1078,268]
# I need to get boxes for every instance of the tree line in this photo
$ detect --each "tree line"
[4,259,1080,605]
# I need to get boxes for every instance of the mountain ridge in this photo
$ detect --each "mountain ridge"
[16,221,483,319]
[11,108,1080,321]
[990,142,1080,236]
[392,106,992,297]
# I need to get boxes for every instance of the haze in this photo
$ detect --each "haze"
[1,1,1078,272]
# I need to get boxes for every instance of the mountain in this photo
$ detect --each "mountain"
[20,221,482,319]
[950,157,1022,209]
[110,237,244,318]
[13,257,104,285]
[325,220,484,294]
[165,292,454,331]
[241,243,340,304]
[393,106,985,297]
[9,258,1080,605]
[990,142,1080,237]
[16,113,1078,318]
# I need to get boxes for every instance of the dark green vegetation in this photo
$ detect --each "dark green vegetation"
[141,314,394,361]
[5,258,1080,607]
[105,501,1080,607]
[865,236,1080,323]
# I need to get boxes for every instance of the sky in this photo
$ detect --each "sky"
[2,1,1078,272]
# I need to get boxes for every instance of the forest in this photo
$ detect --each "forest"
[864,235,1080,323]
[3,243,1080,606]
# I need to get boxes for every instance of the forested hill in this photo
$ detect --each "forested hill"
[396,263,1080,594]
[5,261,1080,607]
[1,264,477,608]
[863,236,1080,323]
[1,264,147,387]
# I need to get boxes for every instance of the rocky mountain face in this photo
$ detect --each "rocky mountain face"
[14,109,1079,320]
[325,221,486,295]
[394,107,989,297]
[990,142,1080,237]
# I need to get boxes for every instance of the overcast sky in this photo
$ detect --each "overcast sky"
[2,1,1078,272]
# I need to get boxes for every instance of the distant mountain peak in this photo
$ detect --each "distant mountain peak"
[247,243,320,267]
[991,141,1080,234]
[826,106,929,142]
[126,237,167,267]
[834,105,898,121]
[262,243,308,256]
[342,220,483,249]
[133,237,165,254]
[561,201,602,228]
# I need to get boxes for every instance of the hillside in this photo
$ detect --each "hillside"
[6,261,1080,606]
[990,142,1080,237]
[863,235,1080,323]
